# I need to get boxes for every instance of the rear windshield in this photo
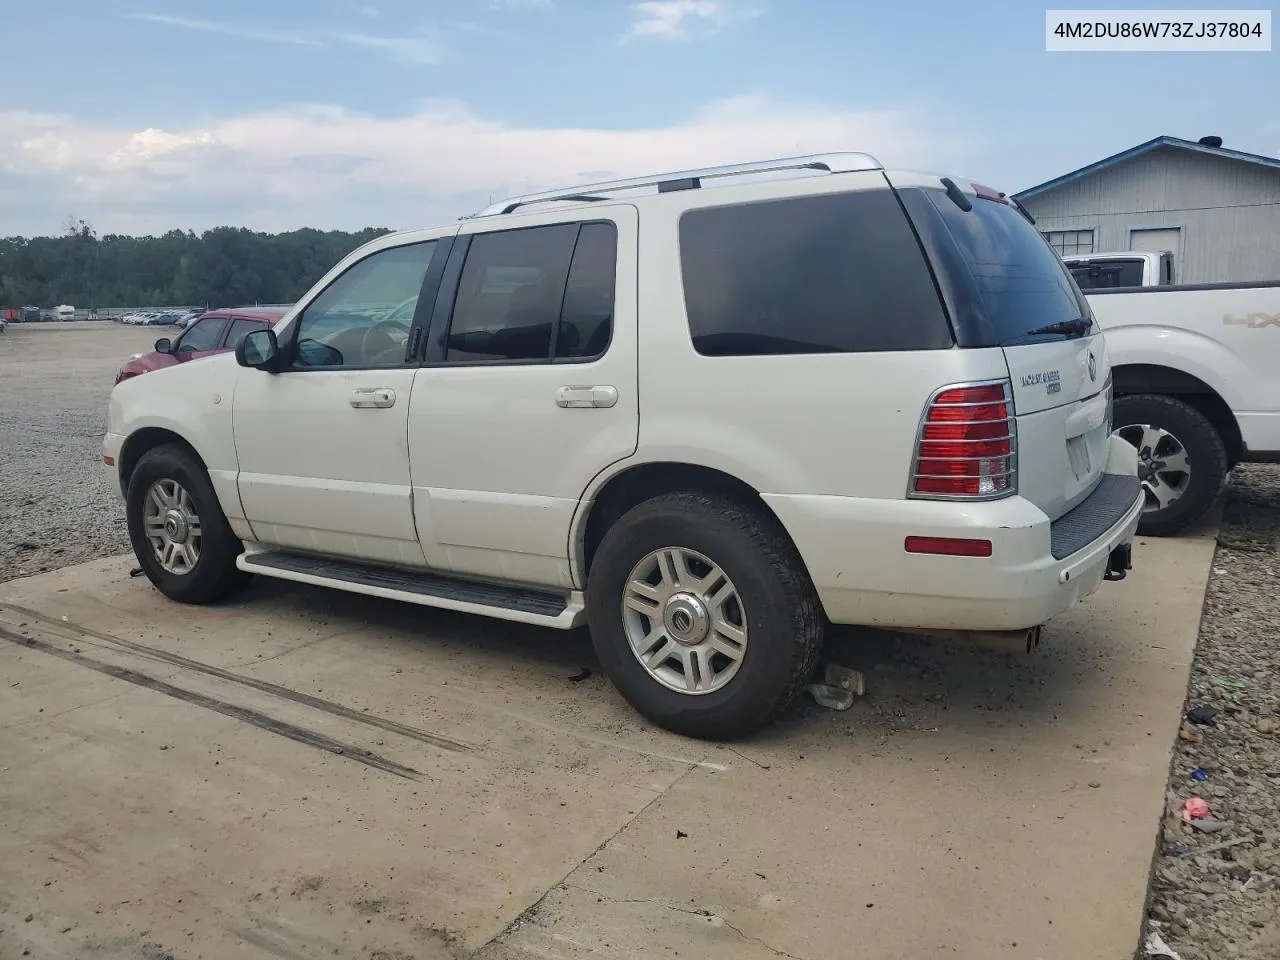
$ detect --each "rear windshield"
[1068,258,1145,290]
[899,187,1095,347]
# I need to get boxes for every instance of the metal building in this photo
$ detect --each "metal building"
[1014,136,1280,285]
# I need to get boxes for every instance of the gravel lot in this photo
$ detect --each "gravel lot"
[0,322,159,582]
[3,322,1277,957]
[1148,464,1280,960]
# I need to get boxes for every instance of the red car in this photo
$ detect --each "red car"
[115,308,290,385]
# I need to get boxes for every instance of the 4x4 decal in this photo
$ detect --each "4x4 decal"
[1224,312,1280,329]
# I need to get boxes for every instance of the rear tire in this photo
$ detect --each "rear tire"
[1112,394,1227,537]
[126,444,250,604]
[586,492,824,741]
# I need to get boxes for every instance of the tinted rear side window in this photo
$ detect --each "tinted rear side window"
[678,191,953,356]
[447,224,578,362]
[1068,259,1145,290]
[556,222,617,361]
[900,188,1094,347]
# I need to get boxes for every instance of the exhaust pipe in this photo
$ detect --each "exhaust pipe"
[902,625,1043,654]
[959,626,1042,654]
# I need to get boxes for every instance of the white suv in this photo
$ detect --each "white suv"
[103,153,1143,740]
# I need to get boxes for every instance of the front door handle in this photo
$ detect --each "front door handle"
[350,387,396,409]
[556,385,618,409]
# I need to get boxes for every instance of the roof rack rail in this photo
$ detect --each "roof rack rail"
[468,152,883,218]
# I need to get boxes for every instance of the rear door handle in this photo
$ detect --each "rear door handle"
[556,385,618,409]
[350,387,396,409]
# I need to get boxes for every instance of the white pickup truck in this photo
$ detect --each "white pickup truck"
[1065,252,1280,535]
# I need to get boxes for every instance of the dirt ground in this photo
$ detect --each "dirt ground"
[0,322,161,582]
[0,323,1225,960]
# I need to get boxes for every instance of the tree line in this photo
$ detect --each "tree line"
[0,220,392,309]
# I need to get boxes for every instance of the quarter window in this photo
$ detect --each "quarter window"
[292,241,437,368]
[556,222,617,360]
[445,222,617,363]
[678,192,953,356]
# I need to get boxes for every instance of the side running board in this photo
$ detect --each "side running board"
[237,550,585,629]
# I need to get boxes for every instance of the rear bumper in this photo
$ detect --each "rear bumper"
[763,443,1144,632]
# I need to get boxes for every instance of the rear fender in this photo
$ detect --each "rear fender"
[1101,325,1249,411]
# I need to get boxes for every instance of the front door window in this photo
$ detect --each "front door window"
[290,242,438,368]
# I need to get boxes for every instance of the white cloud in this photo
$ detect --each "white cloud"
[335,29,444,63]
[626,0,758,41]
[352,3,380,18]
[126,13,320,46]
[0,98,982,236]
[127,12,445,64]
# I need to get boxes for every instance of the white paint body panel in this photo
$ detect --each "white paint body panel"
[1001,334,1111,520]
[105,353,242,511]
[766,440,1142,631]
[408,206,640,587]
[105,161,1145,635]
[233,366,425,566]
[1088,284,1280,454]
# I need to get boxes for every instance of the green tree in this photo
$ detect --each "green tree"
[0,223,392,309]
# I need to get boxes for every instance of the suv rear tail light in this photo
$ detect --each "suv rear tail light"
[910,381,1016,499]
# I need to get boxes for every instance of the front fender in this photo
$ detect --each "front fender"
[108,356,242,516]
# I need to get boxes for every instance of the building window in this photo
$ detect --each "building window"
[1043,229,1094,256]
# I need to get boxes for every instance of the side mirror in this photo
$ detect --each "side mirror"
[154,337,172,354]
[237,329,281,370]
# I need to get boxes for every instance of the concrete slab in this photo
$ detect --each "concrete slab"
[483,530,1218,960]
[0,528,1215,960]
[0,558,692,960]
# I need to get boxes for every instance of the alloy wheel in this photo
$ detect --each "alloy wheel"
[1115,423,1191,513]
[142,478,202,575]
[621,547,748,695]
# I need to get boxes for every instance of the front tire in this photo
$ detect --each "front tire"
[586,492,824,741]
[1112,394,1227,537]
[126,444,249,604]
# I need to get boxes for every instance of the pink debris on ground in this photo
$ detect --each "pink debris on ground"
[1182,797,1210,822]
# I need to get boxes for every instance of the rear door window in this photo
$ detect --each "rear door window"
[900,188,1095,347]
[678,191,953,355]
[444,222,615,364]
[226,317,267,348]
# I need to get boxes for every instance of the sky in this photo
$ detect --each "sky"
[1,0,1277,236]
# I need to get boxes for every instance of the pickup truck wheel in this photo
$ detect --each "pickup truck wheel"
[586,492,824,741]
[126,445,249,604]
[1112,394,1227,537]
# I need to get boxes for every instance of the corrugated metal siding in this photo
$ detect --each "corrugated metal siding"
[1021,146,1280,283]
